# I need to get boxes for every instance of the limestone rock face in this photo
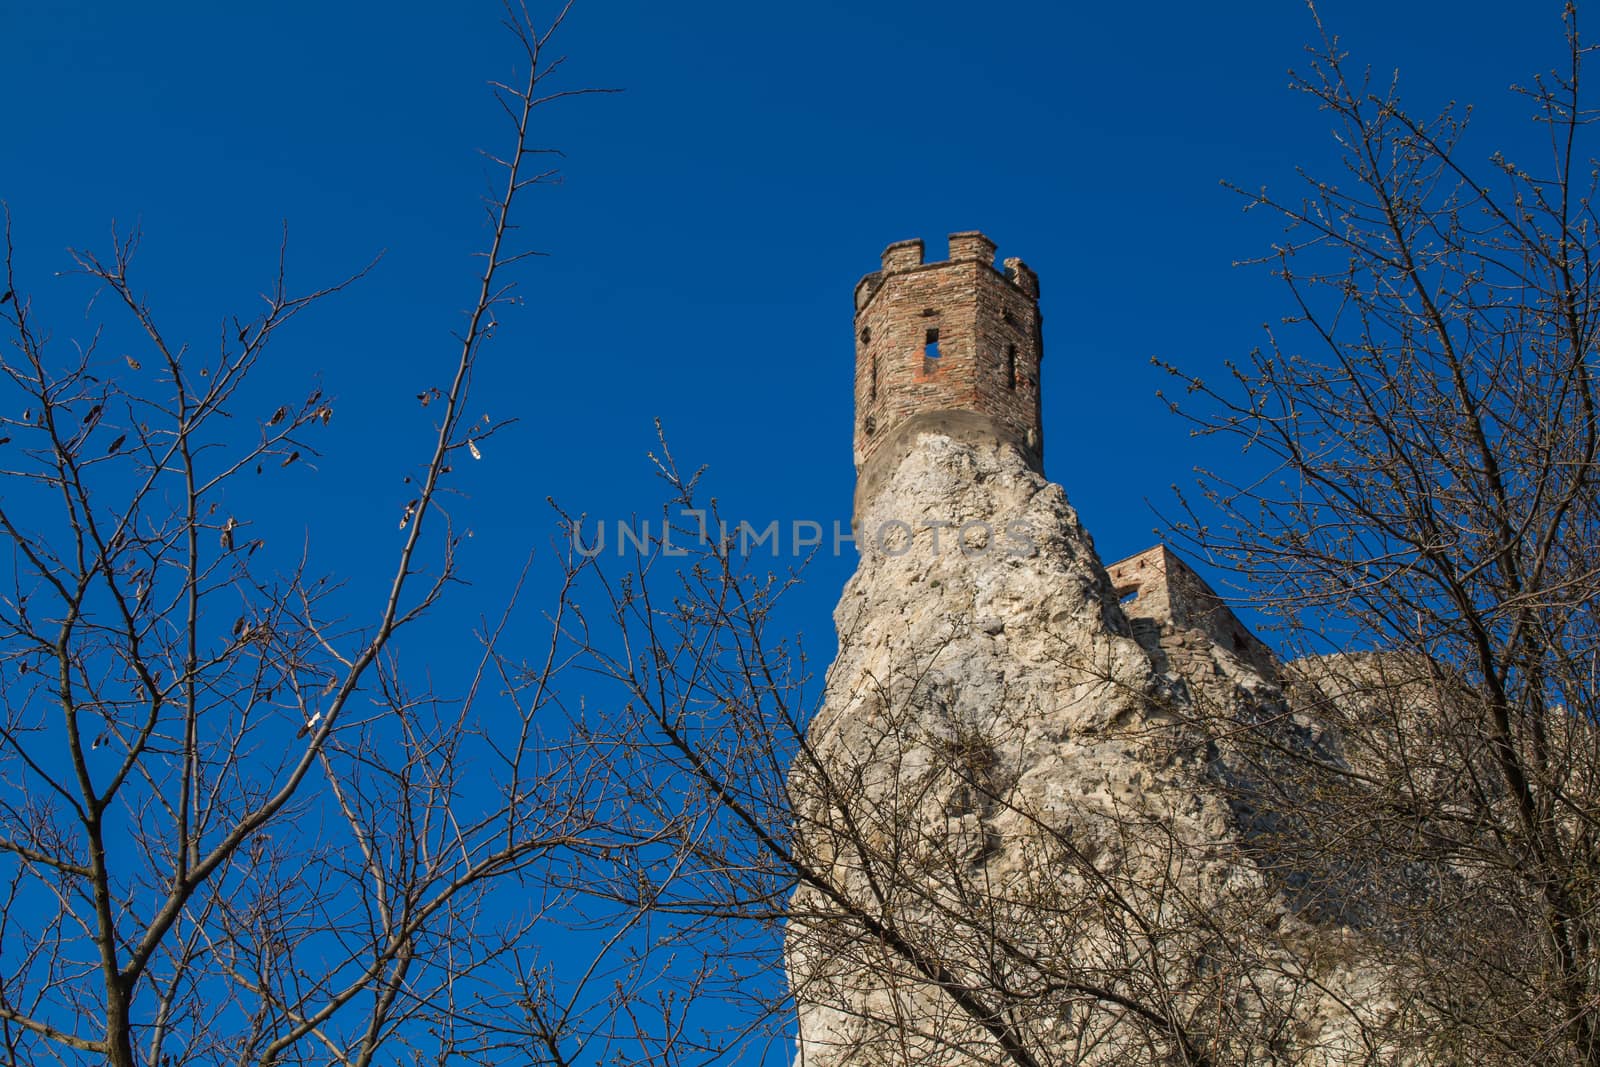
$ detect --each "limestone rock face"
[786,435,1405,1067]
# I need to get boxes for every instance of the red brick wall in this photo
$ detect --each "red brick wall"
[852,233,1044,472]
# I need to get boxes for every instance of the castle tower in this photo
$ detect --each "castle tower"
[787,232,1415,1067]
[784,227,1414,1067]
[852,232,1043,518]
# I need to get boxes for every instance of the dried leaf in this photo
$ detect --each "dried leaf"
[124,355,141,370]
[467,439,482,461]
[281,451,300,468]
[106,433,126,455]
[268,406,287,427]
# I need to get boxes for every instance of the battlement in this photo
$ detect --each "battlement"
[855,233,1039,312]
[852,232,1045,518]
[880,238,926,272]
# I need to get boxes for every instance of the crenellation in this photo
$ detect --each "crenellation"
[1002,256,1038,298]
[946,231,997,266]
[880,238,925,272]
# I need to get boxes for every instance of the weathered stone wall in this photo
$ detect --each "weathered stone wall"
[1108,545,1278,680]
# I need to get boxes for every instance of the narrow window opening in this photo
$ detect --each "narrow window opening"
[924,327,941,361]
[860,327,871,345]
[870,354,878,401]
[1005,344,1017,389]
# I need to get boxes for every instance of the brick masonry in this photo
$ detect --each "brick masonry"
[852,233,1043,484]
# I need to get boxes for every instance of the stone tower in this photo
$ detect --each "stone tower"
[852,232,1043,521]
[786,234,1416,1067]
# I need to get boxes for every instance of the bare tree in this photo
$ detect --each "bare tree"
[528,9,1600,1061]
[1163,3,1600,1062]
[536,435,1412,1067]
[0,6,682,1065]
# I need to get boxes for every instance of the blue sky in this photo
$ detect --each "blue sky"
[0,0,1582,1056]
[0,0,1573,654]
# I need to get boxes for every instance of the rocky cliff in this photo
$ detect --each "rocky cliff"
[786,434,1412,1066]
